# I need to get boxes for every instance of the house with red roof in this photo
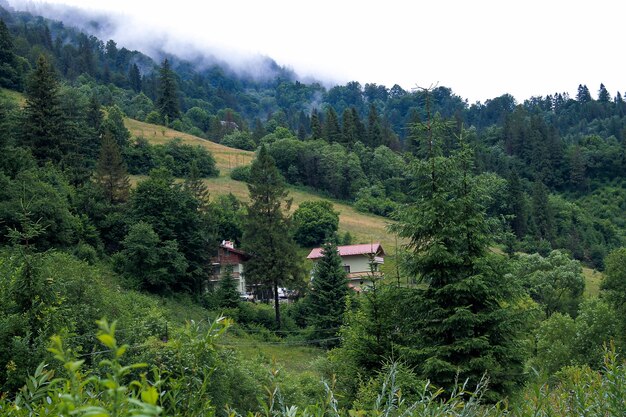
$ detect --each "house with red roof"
[210,240,251,295]
[307,243,385,291]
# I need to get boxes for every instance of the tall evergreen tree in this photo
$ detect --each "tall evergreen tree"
[598,83,611,103]
[243,145,300,328]
[156,58,180,123]
[576,84,592,103]
[324,107,341,143]
[129,63,142,93]
[86,93,103,134]
[367,104,383,147]
[0,19,22,89]
[21,54,66,163]
[341,108,357,146]
[102,105,130,149]
[95,130,130,205]
[310,109,323,139]
[216,264,240,308]
[391,120,526,398]
[308,240,348,347]
[531,180,555,244]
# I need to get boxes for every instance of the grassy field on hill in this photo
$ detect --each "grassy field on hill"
[126,118,396,251]
[125,119,254,174]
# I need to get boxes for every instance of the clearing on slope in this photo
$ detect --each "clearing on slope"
[125,118,253,174]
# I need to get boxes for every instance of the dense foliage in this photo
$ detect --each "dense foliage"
[2,4,626,414]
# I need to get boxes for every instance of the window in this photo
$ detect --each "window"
[343,265,351,273]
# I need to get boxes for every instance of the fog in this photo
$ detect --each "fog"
[6,0,626,103]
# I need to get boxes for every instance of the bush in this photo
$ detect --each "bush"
[230,165,251,182]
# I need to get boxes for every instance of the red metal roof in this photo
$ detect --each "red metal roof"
[307,243,384,259]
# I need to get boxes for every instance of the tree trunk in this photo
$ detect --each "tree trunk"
[273,279,281,329]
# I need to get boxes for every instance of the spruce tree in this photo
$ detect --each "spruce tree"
[310,109,323,139]
[0,19,20,89]
[156,58,180,123]
[21,54,66,163]
[308,240,348,347]
[531,180,555,244]
[391,118,526,398]
[367,104,383,147]
[324,107,341,143]
[95,130,130,204]
[243,145,300,328]
[129,63,142,92]
[216,264,240,308]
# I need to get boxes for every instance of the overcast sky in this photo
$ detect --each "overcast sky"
[7,0,625,103]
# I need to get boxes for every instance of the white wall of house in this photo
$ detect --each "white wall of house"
[342,255,381,275]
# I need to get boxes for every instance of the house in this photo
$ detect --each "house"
[209,240,250,295]
[307,243,385,291]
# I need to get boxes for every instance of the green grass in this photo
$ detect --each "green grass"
[128,117,399,251]
[583,266,602,297]
[125,118,254,175]
[222,334,324,374]
[1,88,25,106]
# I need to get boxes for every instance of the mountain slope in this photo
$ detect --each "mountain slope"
[126,118,397,250]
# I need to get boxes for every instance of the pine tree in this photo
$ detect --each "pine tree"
[531,180,555,243]
[243,145,300,328]
[21,54,66,163]
[86,94,103,133]
[308,240,348,347]
[216,264,240,308]
[156,58,180,123]
[367,104,383,147]
[310,109,322,139]
[129,63,142,92]
[95,130,130,204]
[341,108,357,146]
[598,83,611,103]
[102,105,130,149]
[324,107,341,143]
[252,117,265,143]
[0,19,21,89]
[391,118,526,398]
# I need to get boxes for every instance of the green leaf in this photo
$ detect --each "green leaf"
[141,386,159,405]
[97,334,116,349]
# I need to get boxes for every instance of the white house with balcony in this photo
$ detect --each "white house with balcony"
[307,243,385,291]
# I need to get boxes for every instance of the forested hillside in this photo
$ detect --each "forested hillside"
[1,3,626,416]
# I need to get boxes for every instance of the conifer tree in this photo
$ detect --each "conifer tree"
[308,240,348,347]
[216,264,240,308]
[86,93,103,134]
[95,130,130,204]
[102,105,130,149]
[243,145,300,328]
[531,180,554,244]
[367,104,382,147]
[0,19,21,89]
[391,115,526,397]
[324,107,341,143]
[129,63,142,92]
[310,109,323,139]
[341,108,357,146]
[156,58,180,123]
[21,54,66,163]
